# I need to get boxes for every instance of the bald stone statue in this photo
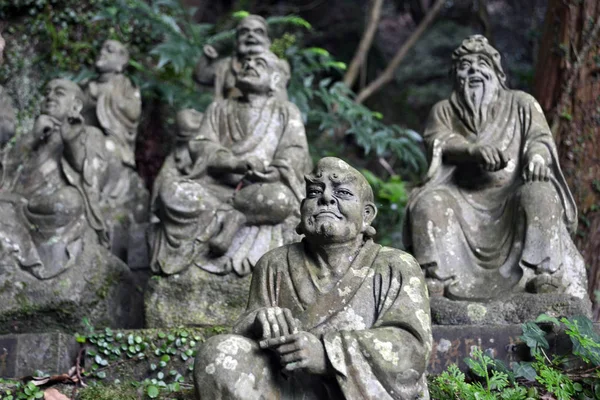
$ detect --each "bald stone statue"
[1,78,111,277]
[151,50,310,276]
[82,39,142,168]
[194,157,432,400]
[194,14,290,101]
[404,35,587,303]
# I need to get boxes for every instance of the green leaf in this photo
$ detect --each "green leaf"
[511,361,538,381]
[232,10,250,19]
[520,321,549,350]
[146,385,160,398]
[535,313,560,326]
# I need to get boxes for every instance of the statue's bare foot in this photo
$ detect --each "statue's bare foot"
[526,273,564,294]
[209,210,247,256]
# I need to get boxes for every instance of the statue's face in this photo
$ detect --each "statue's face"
[41,80,80,122]
[454,53,499,92]
[96,40,128,73]
[236,18,270,55]
[236,54,279,94]
[300,166,374,244]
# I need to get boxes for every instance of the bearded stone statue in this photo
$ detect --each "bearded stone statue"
[194,14,290,101]
[404,35,589,323]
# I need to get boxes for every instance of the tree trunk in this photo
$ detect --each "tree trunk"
[533,0,600,317]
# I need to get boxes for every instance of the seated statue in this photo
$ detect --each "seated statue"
[194,14,290,101]
[194,157,432,400]
[0,83,141,334]
[404,35,587,303]
[1,79,111,278]
[151,50,311,276]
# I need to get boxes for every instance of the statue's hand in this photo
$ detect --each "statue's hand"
[253,307,299,341]
[523,154,550,182]
[265,332,328,375]
[244,156,265,173]
[203,45,219,60]
[470,144,508,171]
[246,166,280,183]
[33,115,59,143]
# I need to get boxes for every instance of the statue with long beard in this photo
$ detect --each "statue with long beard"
[404,35,588,320]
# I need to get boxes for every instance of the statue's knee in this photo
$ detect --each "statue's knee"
[519,182,560,211]
[234,183,295,224]
[158,180,205,218]
[411,191,451,220]
[194,334,262,394]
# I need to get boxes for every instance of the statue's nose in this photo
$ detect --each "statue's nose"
[318,191,336,205]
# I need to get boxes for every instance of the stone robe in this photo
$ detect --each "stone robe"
[151,97,311,276]
[404,89,586,300]
[194,240,432,399]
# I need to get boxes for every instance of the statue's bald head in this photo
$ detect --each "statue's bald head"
[41,78,85,121]
[305,157,375,204]
[300,157,377,241]
[96,39,130,73]
[236,14,271,55]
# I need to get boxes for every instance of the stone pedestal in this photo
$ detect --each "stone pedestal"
[0,244,143,334]
[144,267,251,328]
[430,293,592,325]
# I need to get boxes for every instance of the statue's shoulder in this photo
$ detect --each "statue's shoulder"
[377,246,422,274]
[510,90,539,106]
[254,242,300,271]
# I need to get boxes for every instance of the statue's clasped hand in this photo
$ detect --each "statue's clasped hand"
[523,154,550,182]
[469,144,509,172]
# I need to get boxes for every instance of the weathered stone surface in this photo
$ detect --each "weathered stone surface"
[145,266,251,327]
[150,49,310,277]
[0,232,142,334]
[430,293,592,325]
[404,35,589,312]
[193,158,432,400]
[0,332,79,378]
[194,14,290,101]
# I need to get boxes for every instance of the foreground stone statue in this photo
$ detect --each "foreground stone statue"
[194,157,432,399]
[194,14,290,101]
[0,79,140,332]
[146,50,310,327]
[81,39,149,260]
[404,35,589,323]
[0,32,16,184]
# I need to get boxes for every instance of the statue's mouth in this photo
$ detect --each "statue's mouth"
[468,76,484,86]
[314,210,342,219]
[240,69,259,78]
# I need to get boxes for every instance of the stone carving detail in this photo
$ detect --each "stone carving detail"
[193,157,432,399]
[150,50,311,277]
[404,35,588,308]
[0,78,139,331]
[81,39,149,259]
[194,14,290,101]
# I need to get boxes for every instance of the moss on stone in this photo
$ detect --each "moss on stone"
[77,383,138,400]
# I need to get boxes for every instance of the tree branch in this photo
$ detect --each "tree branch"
[343,0,384,88]
[355,0,445,104]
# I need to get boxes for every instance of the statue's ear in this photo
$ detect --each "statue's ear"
[72,98,83,115]
[363,202,377,226]
[270,71,281,91]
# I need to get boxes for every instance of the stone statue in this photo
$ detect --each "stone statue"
[82,39,141,168]
[0,78,140,332]
[0,32,16,184]
[81,39,149,260]
[194,14,290,101]
[151,50,310,277]
[193,157,432,400]
[404,35,588,318]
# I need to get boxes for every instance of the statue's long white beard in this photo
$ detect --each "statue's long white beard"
[460,81,498,131]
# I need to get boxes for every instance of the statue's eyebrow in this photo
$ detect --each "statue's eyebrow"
[330,174,357,185]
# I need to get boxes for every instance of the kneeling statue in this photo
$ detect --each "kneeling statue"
[194,157,432,399]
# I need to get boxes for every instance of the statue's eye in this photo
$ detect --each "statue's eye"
[255,28,265,35]
[336,189,353,197]
[307,188,322,197]
[479,58,491,68]
[460,61,471,69]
